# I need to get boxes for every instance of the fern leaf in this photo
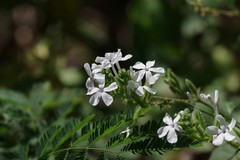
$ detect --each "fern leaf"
[116,155,126,160]
[120,120,201,155]
[52,114,95,151]
[97,152,108,160]
[37,125,62,156]
[74,149,88,160]
[37,114,94,156]
[88,113,126,145]
[122,136,199,155]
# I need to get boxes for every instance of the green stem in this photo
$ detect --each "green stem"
[153,96,193,107]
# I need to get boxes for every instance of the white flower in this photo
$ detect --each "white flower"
[206,114,236,146]
[95,49,132,70]
[132,61,165,85]
[86,79,118,106]
[91,63,105,74]
[128,80,156,96]
[84,63,105,90]
[157,113,182,144]
[120,127,131,138]
[112,49,132,64]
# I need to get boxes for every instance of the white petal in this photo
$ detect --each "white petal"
[224,133,235,141]
[153,74,160,81]
[92,63,104,73]
[163,113,173,126]
[143,86,156,94]
[102,92,113,106]
[121,54,132,61]
[136,86,145,96]
[216,114,227,128]
[173,114,181,124]
[175,125,182,132]
[104,82,118,92]
[86,87,100,95]
[120,127,131,138]
[95,56,106,63]
[214,90,219,105]
[86,78,94,89]
[89,92,102,106]
[212,133,224,146]
[157,126,171,138]
[146,71,154,84]
[128,80,139,90]
[149,67,165,73]
[93,73,105,84]
[228,118,236,131]
[136,70,145,82]
[84,63,92,76]
[146,61,155,68]
[105,52,115,60]
[206,126,219,135]
[133,62,145,69]
[167,128,178,143]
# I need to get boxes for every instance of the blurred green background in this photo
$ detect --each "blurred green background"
[0,0,240,159]
[0,0,239,94]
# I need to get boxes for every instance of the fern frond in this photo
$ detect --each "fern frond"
[37,114,95,157]
[107,120,160,149]
[52,115,95,151]
[37,125,61,156]
[97,152,108,160]
[122,136,200,155]
[88,113,126,145]
[106,120,201,156]
[116,155,127,160]
[73,149,88,160]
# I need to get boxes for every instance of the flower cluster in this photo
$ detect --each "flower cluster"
[206,114,236,146]
[200,90,236,146]
[84,50,237,148]
[128,61,164,96]
[157,90,237,145]
[84,49,165,106]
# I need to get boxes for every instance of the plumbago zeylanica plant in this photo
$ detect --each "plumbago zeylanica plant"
[79,49,240,159]
[4,49,240,159]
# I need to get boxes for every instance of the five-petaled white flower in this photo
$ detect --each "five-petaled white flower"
[120,127,131,138]
[86,79,118,106]
[84,63,105,90]
[206,114,236,146]
[128,80,156,96]
[133,61,165,85]
[95,49,132,68]
[157,113,182,144]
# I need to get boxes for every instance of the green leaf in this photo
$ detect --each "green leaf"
[37,114,95,157]
[97,152,108,160]
[185,79,198,95]
[88,113,126,145]
[0,89,28,104]
[37,125,62,156]
[53,115,95,151]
